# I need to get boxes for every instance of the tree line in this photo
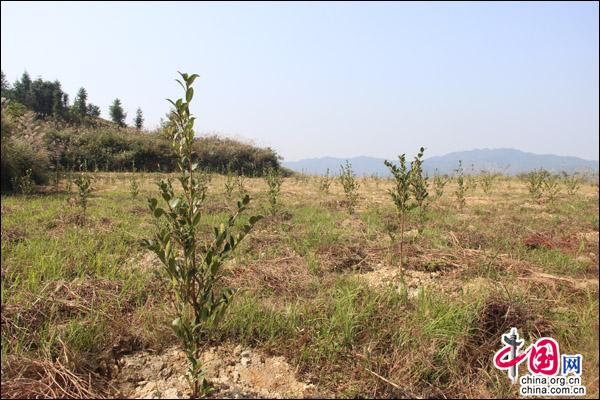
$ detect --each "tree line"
[1,70,144,129]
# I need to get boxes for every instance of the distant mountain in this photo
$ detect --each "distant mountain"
[283,148,599,176]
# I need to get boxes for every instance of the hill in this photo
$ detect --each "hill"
[283,148,600,176]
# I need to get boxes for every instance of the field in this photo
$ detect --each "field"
[1,172,598,398]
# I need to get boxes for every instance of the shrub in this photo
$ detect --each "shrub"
[562,172,582,196]
[480,171,497,196]
[526,169,546,202]
[224,168,235,199]
[10,168,35,195]
[73,170,92,219]
[339,160,359,214]
[384,152,414,276]
[319,168,332,193]
[143,72,262,397]
[454,160,466,210]
[264,166,283,214]
[433,169,449,199]
[1,98,49,192]
[543,173,561,203]
[410,147,429,232]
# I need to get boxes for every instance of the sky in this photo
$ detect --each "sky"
[1,1,598,162]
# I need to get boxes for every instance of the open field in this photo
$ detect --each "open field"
[1,172,599,398]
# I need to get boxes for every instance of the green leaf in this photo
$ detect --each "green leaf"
[186,87,194,102]
[188,74,199,85]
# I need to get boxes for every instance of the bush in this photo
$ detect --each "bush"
[1,99,49,192]
[44,128,283,176]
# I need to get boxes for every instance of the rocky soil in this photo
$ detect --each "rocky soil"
[110,344,316,399]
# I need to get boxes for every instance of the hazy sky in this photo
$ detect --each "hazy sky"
[1,1,598,161]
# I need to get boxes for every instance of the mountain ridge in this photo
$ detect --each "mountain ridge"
[283,148,599,176]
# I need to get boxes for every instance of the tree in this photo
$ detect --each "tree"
[12,71,33,106]
[134,107,144,129]
[87,103,101,118]
[1,70,9,95]
[109,98,126,127]
[73,87,88,116]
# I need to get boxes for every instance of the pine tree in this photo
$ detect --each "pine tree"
[73,87,88,116]
[12,71,33,106]
[109,98,127,127]
[134,107,144,129]
[0,70,9,95]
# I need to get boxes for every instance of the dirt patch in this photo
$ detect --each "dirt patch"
[130,205,148,215]
[523,231,588,254]
[45,212,89,234]
[359,263,459,298]
[316,244,371,272]
[111,345,315,399]
[461,296,552,371]
[1,227,27,244]
[523,232,555,250]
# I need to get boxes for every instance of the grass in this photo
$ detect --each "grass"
[1,172,598,398]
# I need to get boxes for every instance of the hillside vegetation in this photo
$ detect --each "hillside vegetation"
[1,71,283,192]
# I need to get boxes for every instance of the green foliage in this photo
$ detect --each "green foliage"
[130,177,139,199]
[43,128,282,176]
[73,170,92,218]
[143,72,262,397]
[265,166,283,214]
[465,163,478,192]
[0,70,8,94]
[10,168,35,195]
[433,169,449,199]
[562,173,582,196]
[224,168,235,199]
[543,173,561,203]
[87,103,101,118]
[236,172,247,196]
[384,148,428,274]
[319,168,332,193]
[134,107,144,130]
[109,98,127,127]
[73,87,88,116]
[339,160,359,214]
[7,72,69,119]
[410,147,429,232]
[526,169,546,202]
[480,171,497,195]
[454,160,466,210]
[1,98,49,192]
